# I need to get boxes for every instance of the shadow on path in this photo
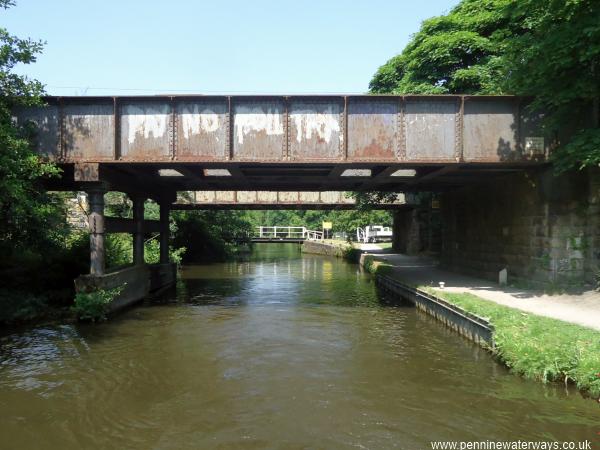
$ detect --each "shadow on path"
[363,251,600,331]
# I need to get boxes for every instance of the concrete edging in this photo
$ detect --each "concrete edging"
[75,263,177,313]
[301,240,350,258]
[375,274,495,347]
[300,240,494,346]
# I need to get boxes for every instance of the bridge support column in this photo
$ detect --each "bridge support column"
[392,208,420,255]
[88,186,106,276]
[132,196,145,266]
[159,201,170,264]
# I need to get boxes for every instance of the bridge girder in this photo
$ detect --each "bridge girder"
[17,94,550,194]
[171,191,408,210]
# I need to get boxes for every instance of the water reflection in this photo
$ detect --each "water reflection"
[0,244,598,450]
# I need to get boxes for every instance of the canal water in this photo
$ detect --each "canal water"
[0,244,598,449]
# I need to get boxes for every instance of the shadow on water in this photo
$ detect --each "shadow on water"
[1,243,599,450]
[163,243,409,309]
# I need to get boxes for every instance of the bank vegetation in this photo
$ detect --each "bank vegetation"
[430,290,600,400]
[362,257,600,399]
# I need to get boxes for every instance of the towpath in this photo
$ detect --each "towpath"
[365,251,600,331]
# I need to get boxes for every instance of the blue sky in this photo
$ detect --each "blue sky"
[5,0,457,95]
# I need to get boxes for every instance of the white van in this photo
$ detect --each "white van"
[356,225,393,243]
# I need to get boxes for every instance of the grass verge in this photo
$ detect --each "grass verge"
[362,255,394,276]
[421,287,600,398]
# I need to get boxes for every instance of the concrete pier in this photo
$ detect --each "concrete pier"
[132,196,145,266]
[75,188,176,313]
[75,262,177,313]
[87,187,106,276]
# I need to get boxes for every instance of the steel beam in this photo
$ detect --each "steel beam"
[13,95,549,166]
[14,94,557,194]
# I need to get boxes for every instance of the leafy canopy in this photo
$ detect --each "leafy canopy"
[369,0,600,172]
[0,0,64,257]
[502,0,600,172]
[369,0,518,95]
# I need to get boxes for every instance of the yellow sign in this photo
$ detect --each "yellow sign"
[322,222,333,230]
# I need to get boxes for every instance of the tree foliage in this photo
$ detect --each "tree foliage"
[502,0,600,171]
[172,210,254,263]
[0,1,64,257]
[369,0,600,172]
[369,0,518,95]
[168,208,393,263]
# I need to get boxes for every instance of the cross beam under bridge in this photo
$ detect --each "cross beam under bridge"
[172,191,408,210]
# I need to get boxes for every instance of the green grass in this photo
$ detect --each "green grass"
[376,242,393,249]
[363,255,394,276]
[421,287,600,398]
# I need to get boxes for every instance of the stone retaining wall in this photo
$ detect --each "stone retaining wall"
[440,167,599,290]
[301,241,349,258]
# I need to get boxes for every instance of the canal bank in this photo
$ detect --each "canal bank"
[301,240,357,259]
[302,241,496,344]
[360,250,600,399]
[302,240,600,398]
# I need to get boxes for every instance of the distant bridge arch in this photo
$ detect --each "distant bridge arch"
[172,191,407,210]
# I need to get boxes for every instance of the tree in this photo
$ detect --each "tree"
[369,0,600,172]
[0,0,63,258]
[366,0,519,214]
[501,0,600,172]
[369,0,518,95]
[172,210,253,262]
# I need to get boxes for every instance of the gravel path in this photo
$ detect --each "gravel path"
[355,243,382,251]
[366,252,600,331]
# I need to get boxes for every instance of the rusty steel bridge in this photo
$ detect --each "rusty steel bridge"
[13,94,552,306]
[15,94,548,200]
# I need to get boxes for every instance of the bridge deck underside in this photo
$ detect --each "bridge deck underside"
[50,161,536,198]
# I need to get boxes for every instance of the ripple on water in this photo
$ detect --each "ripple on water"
[0,245,598,449]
